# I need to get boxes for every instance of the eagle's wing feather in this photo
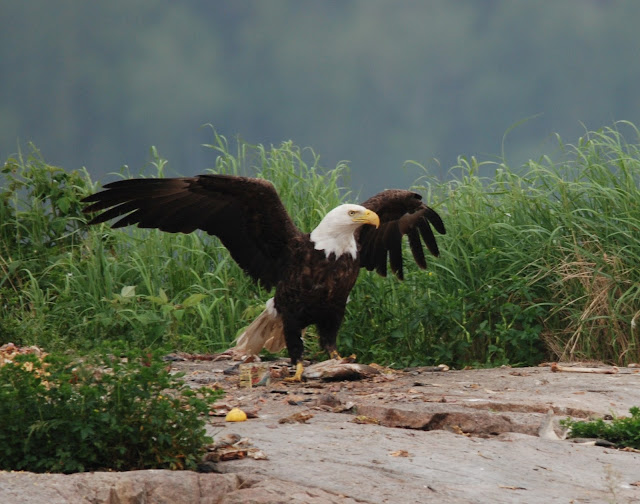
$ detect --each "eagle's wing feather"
[357,189,445,280]
[82,174,302,289]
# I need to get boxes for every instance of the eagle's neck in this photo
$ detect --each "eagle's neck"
[310,221,358,259]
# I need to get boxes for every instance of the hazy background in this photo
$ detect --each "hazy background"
[2,0,640,195]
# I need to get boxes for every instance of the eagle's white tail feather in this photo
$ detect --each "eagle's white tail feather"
[232,300,286,356]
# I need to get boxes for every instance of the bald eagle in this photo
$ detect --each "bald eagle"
[82,174,445,381]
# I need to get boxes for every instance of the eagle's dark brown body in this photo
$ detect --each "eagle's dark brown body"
[275,238,358,363]
[82,174,445,372]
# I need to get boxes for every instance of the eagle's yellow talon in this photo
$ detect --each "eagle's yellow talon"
[284,362,304,382]
[330,350,357,362]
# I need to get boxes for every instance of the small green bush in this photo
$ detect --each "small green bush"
[0,349,221,473]
[563,407,640,449]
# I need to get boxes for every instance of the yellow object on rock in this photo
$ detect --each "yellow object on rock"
[225,408,247,422]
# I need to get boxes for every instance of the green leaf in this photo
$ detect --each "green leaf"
[120,286,136,298]
[181,293,206,308]
[56,196,71,213]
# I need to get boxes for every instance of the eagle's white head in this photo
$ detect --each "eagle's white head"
[310,204,380,259]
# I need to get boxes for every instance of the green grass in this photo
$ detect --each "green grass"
[563,407,640,449]
[2,123,640,368]
[341,123,640,367]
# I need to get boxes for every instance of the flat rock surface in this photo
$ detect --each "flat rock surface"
[3,359,640,503]
[193,359,640,503]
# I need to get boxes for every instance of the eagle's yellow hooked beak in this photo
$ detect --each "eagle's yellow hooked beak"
[354,209,380,229]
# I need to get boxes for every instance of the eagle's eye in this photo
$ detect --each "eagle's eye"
[348,210,357,216]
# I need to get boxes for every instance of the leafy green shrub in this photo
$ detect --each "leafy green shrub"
[563,407,640,449]
[0,349,221,473]
[0,145,94,347]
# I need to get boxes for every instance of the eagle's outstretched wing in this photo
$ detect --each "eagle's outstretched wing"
[357,190,446,280]
[82,174,302,289]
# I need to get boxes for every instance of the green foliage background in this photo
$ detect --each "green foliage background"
[2,124,640,368]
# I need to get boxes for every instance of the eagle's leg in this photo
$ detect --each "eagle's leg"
[318,319,355,361]
[288,362,304,382]
[283,320,305,382]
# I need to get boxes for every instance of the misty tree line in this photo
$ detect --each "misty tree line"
[2,0,640,192]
